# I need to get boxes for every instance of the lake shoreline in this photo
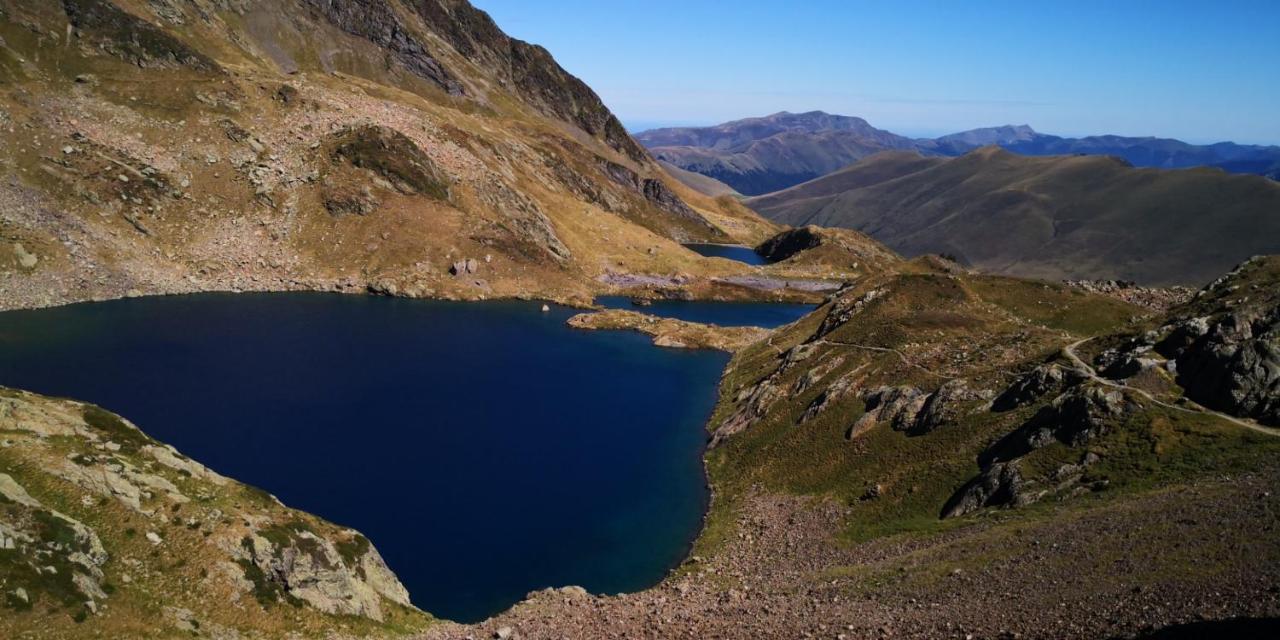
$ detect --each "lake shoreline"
[0,291,757,623]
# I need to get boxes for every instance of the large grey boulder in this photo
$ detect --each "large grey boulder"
[991,364,1086,412]
[1161,308,1280,426]
[941,462,1025,519]
[911,379,974,435]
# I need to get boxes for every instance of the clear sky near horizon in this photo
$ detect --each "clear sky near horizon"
[471,0,1280,144]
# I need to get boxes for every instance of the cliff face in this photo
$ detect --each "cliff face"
[0,0,759,312]
[394,0,648,162]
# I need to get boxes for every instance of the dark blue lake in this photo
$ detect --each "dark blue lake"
[596,296,815,328]
[0,293,731,623]
[684,243,769,265]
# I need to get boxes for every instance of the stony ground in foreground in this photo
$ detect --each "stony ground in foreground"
[420,472,1279,640]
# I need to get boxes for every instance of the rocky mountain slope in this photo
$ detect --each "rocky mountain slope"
[640,111,1280,195]
[0,0,791,313]
[0,387,432,637]
[747,147,1280,285]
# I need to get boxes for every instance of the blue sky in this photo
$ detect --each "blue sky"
[472,1,1280,144]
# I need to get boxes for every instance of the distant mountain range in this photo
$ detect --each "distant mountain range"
[747,147,1280,286]
[637,111,1280,195]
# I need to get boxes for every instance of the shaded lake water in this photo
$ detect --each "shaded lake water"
[683,243,769,266]
[0,293,736,623]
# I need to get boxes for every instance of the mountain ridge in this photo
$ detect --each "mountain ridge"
[747,147,1280,285]
[639,111,1280,195]
[0,0,795,314]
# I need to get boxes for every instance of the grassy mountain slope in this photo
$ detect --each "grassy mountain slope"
[657,160,740,197]
[748,147,1280,285]
[0,0,782,313]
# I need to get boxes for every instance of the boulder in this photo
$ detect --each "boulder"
[13,243,38,269]
[992,364,1086,412]
[861,385,927,432]
[450,260,481,277]
[1162,308,1280,426]
[910,379,974,435]
[982,384,1131,466]
[941,462,1025,519]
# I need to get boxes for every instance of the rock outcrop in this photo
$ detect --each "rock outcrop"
[63,0,220,71]
[330,126,452,201]
[234,524,409,620]
[849,379,973,437]
[911,379,974,434]
[940,461,1024,519]
[599,159,708,224]
[982,384,1132,466]
[301,0,464,94]
[1159,308,1280,426]
[991,363,1087,412]
[0,388,416,628]
[305,0,645,161]
[0,473,110,616]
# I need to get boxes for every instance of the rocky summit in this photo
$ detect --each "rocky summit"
[1,2,1279,640]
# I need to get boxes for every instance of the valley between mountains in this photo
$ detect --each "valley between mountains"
[1,2,1279,640]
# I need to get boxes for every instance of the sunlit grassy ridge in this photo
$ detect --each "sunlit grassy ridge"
[697,260,1279,556]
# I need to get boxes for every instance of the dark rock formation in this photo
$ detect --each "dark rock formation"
[308,0,645,161]
[941,461,1024,519]
[330,126,451,201]
[301,0,464,94]
[1161,308,1280,426]
[797,375,856,425]
[756,226,825,263]
[848,380,973,437]
[406,0,646,160]
[911,379,973,435]
[982,385,1132,466]
[63,0,220,71]
[854,385,926,433]
[323,186,380,217]
[599,159,705,223]
[992,364,1087,412]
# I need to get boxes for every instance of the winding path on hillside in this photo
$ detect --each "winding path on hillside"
[1062,338,1280,438]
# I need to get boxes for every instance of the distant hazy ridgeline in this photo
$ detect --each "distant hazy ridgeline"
[640,111,1280,196]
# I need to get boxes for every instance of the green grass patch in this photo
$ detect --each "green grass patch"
[81,405,150,453]
[967,276,1141,336]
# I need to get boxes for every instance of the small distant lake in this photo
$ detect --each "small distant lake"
[684,243,769,265]
[0,293,730,623]
[596,296,815,328]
